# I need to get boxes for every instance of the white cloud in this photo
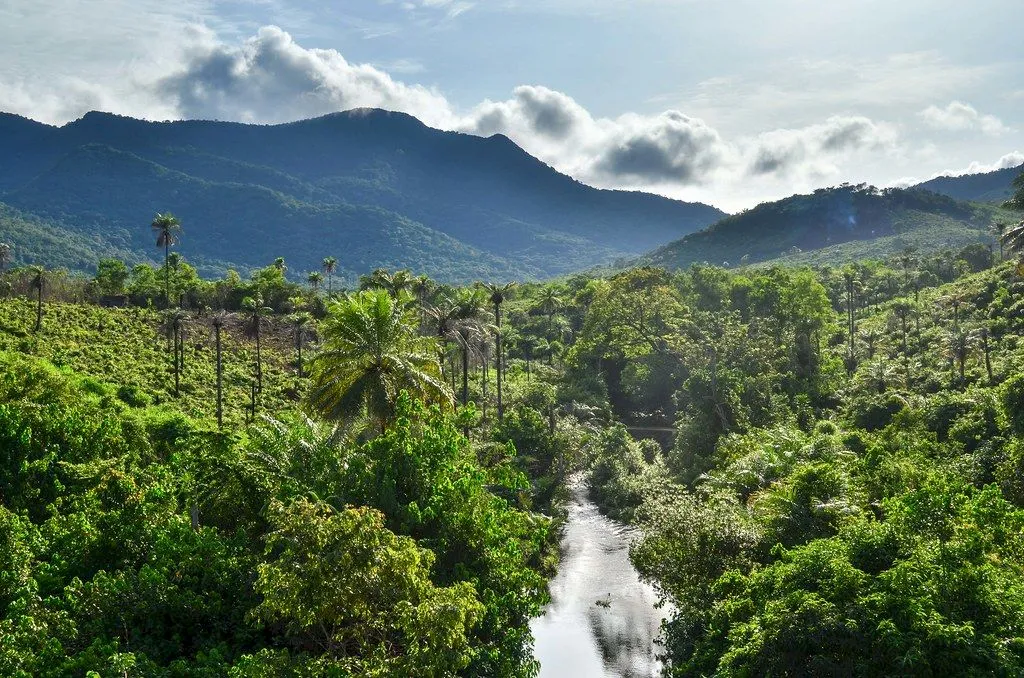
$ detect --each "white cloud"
[155,25,454,125]
[931,151,1024,178]
[919,100,1009,136]
[1,24,911,210]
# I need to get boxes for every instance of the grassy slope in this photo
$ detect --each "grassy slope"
[0,297,303,426]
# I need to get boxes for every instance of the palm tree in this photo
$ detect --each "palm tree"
[322,257,338,297]
[537,287,564,338]
[165,309,188,396]
[841,267,858,364]
[291,312,312,378]
[242,293,273,396]
[1001,220,1024,264]
[412,275,432,334]
[427,288,491,408]
[274,257,286,274]
[483,281,516,421]
[151,213,182,307]
[360,268,415,298]
[28,265,44,332]
[977,326,994,384]
[211,311,227,428]
[0,242,11,275]
[945,330,974,383]
[992,222,1009,260]
[306,290,452,432]
[307,271,324,294]
[859,328,880,359]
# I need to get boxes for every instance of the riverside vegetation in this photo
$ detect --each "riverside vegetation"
[1,189,1024,675]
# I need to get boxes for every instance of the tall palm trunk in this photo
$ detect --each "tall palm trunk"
[215,324,223,428]
[981,329,993,384]
[34,283,42,332]
[461,344,469,406]
[255,326,263,394]
[494,302,504,421]
[164,240,170,307]
[173,319,181,396]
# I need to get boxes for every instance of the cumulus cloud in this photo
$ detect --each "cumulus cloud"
[155,25,454,125]
[3,24,913,208]
[931,151,1024,178]
[919,100,1009,135]
[745,116,898,179]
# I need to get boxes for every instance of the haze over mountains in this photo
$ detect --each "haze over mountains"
[0,107,1020,282]
[0,109,725,282]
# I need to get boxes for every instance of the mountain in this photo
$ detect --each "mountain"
[645,184,1014,271]
[914,163,1022,203]
[0,110,726,282]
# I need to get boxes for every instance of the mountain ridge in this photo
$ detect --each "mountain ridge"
[0,109,726,282]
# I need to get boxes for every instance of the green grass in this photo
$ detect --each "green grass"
[0,297,303,426]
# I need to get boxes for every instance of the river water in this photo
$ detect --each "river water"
[531,480,667,678]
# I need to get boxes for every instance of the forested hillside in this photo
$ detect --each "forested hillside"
[916,162,1023,203]
[645,183,1015,270]
[0,110,725,281]
[3,208,1024,675]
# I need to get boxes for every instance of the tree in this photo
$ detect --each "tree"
[151,212,182,307]
[428,288,491,408]
[0,242,11,275]
[322,256,338,297]
[253,499,483,676]
[94,258,129,298]
[307,290,452,432]
[483,282,516,421]
[164,309,188,396]
[291,312,312,378]
[360,268,415,298]
[537,287,564,338]
[992,222,1009,260]
[1001,220,1024,262]
[242,293,272,397]
[307,271,323,294]
[28,265,44,332]
[273,257,286,275]
[211,311,227,428]
[945,329,974,383]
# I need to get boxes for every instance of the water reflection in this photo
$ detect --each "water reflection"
[531,481,666,678]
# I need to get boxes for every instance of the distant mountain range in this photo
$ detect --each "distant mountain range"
[0,109,726,282]
[645,183,1019,271]
[1,108,1021,281]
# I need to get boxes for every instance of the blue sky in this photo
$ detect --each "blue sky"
[2,0,1022,210]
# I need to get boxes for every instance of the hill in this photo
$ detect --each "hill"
[915,162,1022,203]
[0,110,726,282]
[644,184,1015,270]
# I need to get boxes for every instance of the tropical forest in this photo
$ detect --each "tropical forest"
[0,161,1022,677]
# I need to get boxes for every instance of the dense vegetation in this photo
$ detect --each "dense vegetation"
[646,183,1017,270]
[0,110,724,281]
[571,221,1024,674]
[2,187,1024,675]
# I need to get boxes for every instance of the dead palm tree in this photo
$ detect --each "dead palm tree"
[151,213,182,307]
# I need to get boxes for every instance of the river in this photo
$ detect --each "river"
[530,480,667,677]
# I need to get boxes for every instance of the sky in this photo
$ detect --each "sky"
[1,0,1023,211]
